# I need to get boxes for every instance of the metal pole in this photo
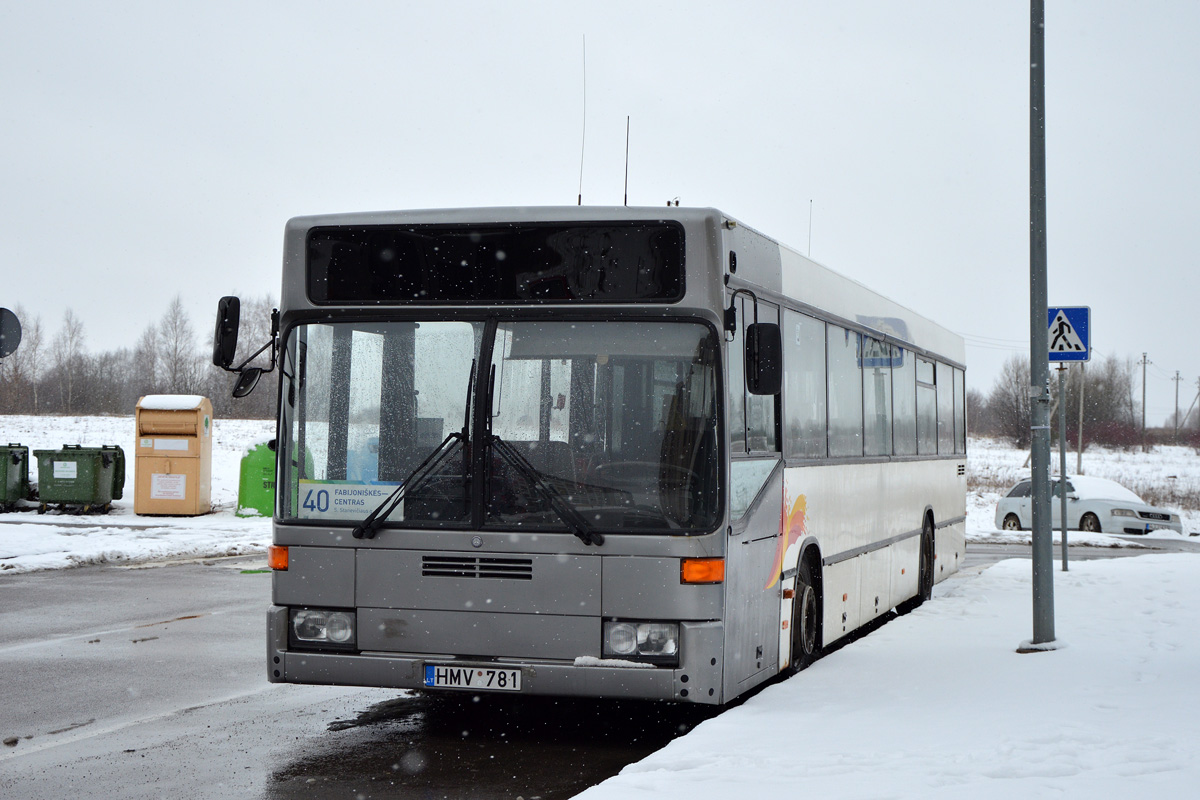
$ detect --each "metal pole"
[1139,352,1149,451]
[1059,365,1068,571]
[1174,371,1182,443]
[1028,0,1055,646]
[1077,362,1084,474]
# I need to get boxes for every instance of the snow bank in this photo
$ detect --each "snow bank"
[0,414,274,572]
[578,554,1200,799]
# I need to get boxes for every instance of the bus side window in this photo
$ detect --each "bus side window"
[783,310,826,459]
[936,362,955,453]
[892,347,917,456]
[827,324,863,458]
[916,358,937,455]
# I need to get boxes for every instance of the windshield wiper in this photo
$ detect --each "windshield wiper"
[353,358,477,540]
[352,432,464,540]
[489,434,604,547]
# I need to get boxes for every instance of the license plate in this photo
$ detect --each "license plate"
[424,664,522,692]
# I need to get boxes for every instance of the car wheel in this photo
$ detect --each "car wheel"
[791,558,821,671]
[1081,512,1101,533]
[1002,513,1022,531]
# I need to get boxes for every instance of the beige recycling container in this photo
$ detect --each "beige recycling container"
[134,395,213,515]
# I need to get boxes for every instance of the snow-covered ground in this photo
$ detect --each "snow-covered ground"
[579,553,1200,799]
[4,418,1200,795]
[0,414,274,572]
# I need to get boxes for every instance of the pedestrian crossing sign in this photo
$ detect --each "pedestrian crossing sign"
[1048,306,1090,362]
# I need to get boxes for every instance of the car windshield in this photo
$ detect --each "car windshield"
[278,318,721,534]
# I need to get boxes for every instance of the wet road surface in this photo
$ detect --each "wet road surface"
[0,556,717,799]
[265,693,717,799]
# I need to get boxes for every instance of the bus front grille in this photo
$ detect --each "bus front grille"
[422,555,534,580]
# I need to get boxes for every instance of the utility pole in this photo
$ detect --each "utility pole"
[1181,379,1200,432]
[1138,352,1151,451]
[1025,0,1056,650]
[1173,371,1183,443]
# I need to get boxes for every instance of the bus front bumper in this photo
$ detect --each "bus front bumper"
[267,606,726,704]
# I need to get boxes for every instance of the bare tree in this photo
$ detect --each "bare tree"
[987,354,1032,448]
[50,309,86,414]
[157,296,201,394]
[966,387,992,436]
[1059,354,1139,449]
[133,322,160,394]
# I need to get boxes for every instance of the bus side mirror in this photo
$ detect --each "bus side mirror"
[745,322,782,395]
[232,367,263,398]
[213,296,241,369]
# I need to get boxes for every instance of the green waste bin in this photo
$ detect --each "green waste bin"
[237,441,276,518]
[1,444,30,509]
[34,445,125,513]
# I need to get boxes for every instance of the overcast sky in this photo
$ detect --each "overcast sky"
[2,1,1197,424]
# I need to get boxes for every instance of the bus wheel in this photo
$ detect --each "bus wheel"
[791,559,820,671]
[899,519,935,614]
[917,519,935,602]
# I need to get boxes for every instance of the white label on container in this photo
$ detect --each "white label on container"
[151,473,187,500]
[53,461,77,480]
[140,438,153,448]
[154,439,190,451]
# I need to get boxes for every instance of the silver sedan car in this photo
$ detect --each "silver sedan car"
[995,475,1184,535]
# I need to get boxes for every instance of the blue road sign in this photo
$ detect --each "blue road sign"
[1048,306,1090,362]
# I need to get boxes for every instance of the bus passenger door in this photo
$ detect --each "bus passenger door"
[724,460,783,697]
[722,295,783,698]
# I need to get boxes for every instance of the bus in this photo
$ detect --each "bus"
[213,206,966,705]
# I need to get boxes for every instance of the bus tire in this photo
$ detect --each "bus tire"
[791,557,821,671]
[899,518,935,614]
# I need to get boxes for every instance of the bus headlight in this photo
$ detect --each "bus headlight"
[603,621,679,665]
[290,608,357,649]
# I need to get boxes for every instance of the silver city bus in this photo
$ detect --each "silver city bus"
[213,206,966,705]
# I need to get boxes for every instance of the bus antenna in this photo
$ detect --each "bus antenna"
[577,36,587,206]
[623,116,630,206]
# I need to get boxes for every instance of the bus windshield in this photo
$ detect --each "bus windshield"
[279,319,721,534]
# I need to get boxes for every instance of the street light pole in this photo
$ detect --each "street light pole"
[1026,0,1056,648]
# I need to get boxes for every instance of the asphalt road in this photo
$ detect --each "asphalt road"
[3,538,1197,798]
[0,556,714,799]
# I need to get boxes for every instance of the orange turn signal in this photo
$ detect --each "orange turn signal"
[268,545,289,571]
[681,557,725,584]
